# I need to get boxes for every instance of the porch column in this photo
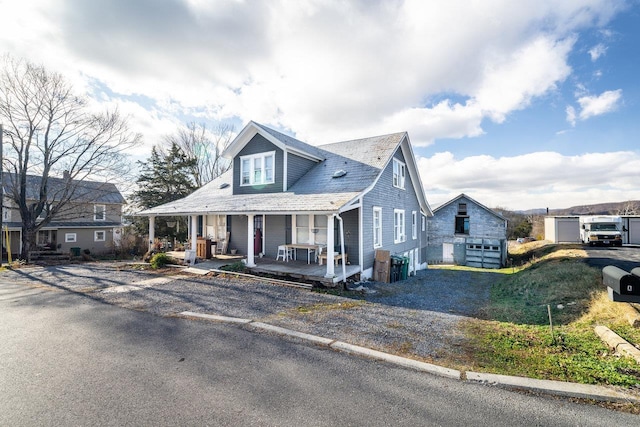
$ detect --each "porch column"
[246,214,256,267]
[190,215,198,251]
[325,214,335,278]
[148,216,155,252]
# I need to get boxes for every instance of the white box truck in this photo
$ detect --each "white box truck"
[579,216,623,246]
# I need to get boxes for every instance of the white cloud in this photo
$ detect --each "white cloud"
[565,105,577,127]
[419,150,640,210]
[0,0,625,146]
[577,89,623,120]
[588,43,607,61]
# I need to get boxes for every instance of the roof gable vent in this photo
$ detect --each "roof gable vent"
[332,169,347,179]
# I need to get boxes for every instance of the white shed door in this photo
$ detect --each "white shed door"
[629,218,640,245]
[443,243,454,263]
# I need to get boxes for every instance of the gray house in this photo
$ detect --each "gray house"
[139,121,433,282]
[427,193,507,268]
[2,174,126,257]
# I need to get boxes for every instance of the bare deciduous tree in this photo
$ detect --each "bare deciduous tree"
[616,201,640,216]
[163,122,233,187]
[0,55,141,257]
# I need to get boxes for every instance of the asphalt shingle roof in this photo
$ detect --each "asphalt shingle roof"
[138,125,407,216]
[2,174,125,204]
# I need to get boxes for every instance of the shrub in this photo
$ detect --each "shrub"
[220,261,246,273]
[149,252,170,269]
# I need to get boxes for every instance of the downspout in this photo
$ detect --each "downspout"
[336,213,347,287]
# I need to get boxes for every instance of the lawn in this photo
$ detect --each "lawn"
[456,242,640,388]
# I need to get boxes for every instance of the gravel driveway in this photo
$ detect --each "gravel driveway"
[2,262,497,365]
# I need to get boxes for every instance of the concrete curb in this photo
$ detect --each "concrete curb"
[249,322,335,346]
[330,341,461,380]
[594,325,640,363]
[177,311,640,404]
[467,372,637,403]
[180,311,253,324]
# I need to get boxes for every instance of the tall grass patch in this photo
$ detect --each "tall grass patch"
[461,243,640,387]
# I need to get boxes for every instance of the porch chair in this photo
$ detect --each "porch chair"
[216,232,230,255]
[276,245,293,262]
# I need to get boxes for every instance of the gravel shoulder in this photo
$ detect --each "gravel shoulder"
[1,262,498,365]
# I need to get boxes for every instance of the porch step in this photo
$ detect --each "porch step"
[28,251,71,264]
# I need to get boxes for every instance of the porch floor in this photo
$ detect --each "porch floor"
[249,257,361,286]
[167,251,360,286]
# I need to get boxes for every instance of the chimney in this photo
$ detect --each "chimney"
[63,170,70,180]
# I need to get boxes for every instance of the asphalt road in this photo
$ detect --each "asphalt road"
[1,281,638,426]
[584,245,640,271]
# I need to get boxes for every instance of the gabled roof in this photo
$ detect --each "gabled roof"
[139,122,431,216]
[433,193,505,221]
[223,121,325,161]
[2,173,125,204]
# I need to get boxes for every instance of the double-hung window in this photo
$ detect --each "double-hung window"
[394,209,405,243]
[412,211,417,240]
[240,152,275,186]
[94,230,106,242]
[393,158,405,189]
[94,205,106,221]
[373,207,382,248]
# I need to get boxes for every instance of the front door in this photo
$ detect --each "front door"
[254,215,264,255]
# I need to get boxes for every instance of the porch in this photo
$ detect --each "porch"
[181,252,360,286]
[249,257,361,286]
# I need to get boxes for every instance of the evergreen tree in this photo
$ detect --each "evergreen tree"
[131,143,197,242]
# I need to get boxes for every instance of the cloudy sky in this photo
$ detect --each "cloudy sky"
[1,0,639,210]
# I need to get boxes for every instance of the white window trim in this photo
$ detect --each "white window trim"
[65,233,77,243]
[394,209,405,244]
[422,215,426,232]
[94,230,106,242]
[240,151,276,186]
[393,158,406,189]
[412,211,417,240]
[2,208,10,222]
[373,207,382,248]
[94,204,106,221]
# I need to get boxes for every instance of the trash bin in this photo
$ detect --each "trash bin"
[400,256,409,280]
[390,256,403,282]
[70,247,81,257]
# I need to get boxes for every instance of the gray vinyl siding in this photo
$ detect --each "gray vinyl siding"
[287,153,317,189]
[233,134,284,195]
[228,215,248,255]
[228,214,291,257]
[7,202,122,224]
[339,209,359,263]
[58,227,114,255]
[264,215,289,258]
[362,148,424,271]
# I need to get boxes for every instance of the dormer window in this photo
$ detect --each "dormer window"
[393,158,405,189]
[241,152,275,186]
